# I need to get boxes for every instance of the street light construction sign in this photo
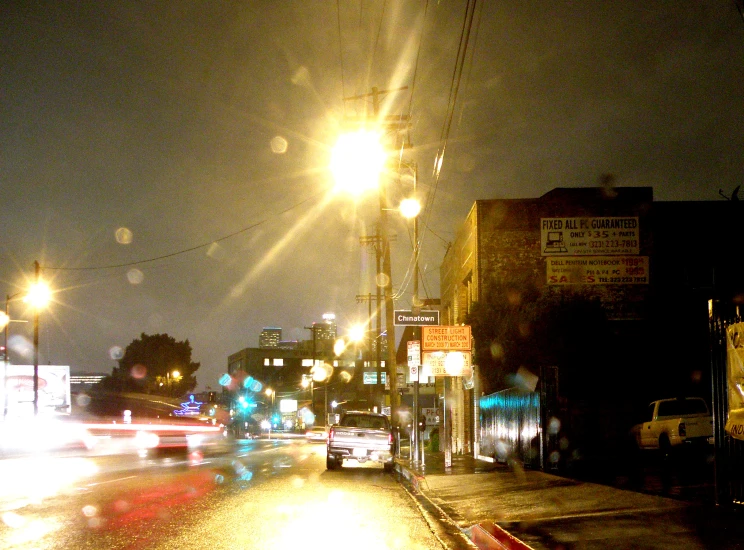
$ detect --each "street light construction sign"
[421,325,471,351]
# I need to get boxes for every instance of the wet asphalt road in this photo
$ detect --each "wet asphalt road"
[0,438,464,550]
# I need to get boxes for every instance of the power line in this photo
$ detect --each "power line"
[337,0,347,113]
[42,192,322,272]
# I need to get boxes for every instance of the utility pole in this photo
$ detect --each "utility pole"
[359,227,393,413]
[33,260,40,416]
[343,85,410,424]
[304,325,318,423]
[411,163,422,464]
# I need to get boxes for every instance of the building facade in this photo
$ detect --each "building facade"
[259,327,282,348]
[440,186,744,461]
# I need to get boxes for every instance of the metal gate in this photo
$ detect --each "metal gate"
[478,366,559,470]
[709,308,744,507]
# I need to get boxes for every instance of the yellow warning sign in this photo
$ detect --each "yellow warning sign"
[421,326,471,351]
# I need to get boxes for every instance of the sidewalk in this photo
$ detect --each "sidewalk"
[394,449,744,550]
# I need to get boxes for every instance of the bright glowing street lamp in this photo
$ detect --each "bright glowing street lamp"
[348,324,366,344]
[26,261,51,416]
[399,197,421,219]
[330,130,387,196]
[265,387,275,412]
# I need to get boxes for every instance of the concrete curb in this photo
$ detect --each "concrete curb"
[394,461,534,550]
[394,461,429,492]
[468,522,535,550]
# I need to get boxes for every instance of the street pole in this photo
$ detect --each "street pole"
[411,163,421,464]
[32,260,40,417]
[370,87,399,421]
[375,224,383,413]
[3,294,10,420]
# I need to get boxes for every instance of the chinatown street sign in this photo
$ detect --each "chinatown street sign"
[394,310,440,326]
[421,325,471,351]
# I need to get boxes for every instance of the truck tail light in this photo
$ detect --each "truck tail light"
[328,428,335,441]
[388,432,393,446]
[679,422,686,437]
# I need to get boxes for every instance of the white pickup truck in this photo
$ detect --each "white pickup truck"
[326,411,394,471]
[630,397,713,453]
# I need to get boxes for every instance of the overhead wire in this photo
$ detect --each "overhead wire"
[42,192,323,272]
[337,0,348,113]
[395,0,481,301]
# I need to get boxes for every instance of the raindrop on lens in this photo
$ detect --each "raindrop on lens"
[76,394,91,407]
[376,272,390,287]
[127,269,144,285]
[270,136,288,154]
[548,417,561,435]
[131,364,147,379]
[82,505,98,518]
[115,227,133,244]
[109,346,124,360]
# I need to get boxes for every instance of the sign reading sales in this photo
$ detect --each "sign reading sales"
[421,325,471,351]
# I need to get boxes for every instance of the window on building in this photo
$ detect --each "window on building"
[273,358,284,366]
[264,358,270,366]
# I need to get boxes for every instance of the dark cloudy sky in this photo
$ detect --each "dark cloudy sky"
[2,1,742,390]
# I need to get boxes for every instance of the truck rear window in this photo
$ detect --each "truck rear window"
[657,399,708,417]
[340,415,389,430]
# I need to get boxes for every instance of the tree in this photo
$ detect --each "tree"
[98,333,199,396]
[466,279,612,397]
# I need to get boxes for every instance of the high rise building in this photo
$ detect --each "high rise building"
[315,313,337,341]
[259,327,282,348]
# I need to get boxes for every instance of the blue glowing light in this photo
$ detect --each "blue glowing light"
[174,394,203,416]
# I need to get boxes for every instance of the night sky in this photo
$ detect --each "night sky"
[2,1,742,390]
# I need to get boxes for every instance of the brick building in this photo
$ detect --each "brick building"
[439,186,744,461]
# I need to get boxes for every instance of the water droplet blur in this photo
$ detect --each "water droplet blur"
[376,272,390,288]
[113,500,129,513]
[311,363,333,382]
[115,227,133,244]
[82,505,97,518]
[549,451,561,465]
[271,136,288,154]
[76,393,91,407]
[214,474,225,484]
[130,364,147,379]
[109,346,124,360]
[207,242,226,260]
[506,290,522,306]
[548,417,561,435]
[290,66,311,86]
[127,269,144,285]
[338,371,352,383]
[489,342,504,359]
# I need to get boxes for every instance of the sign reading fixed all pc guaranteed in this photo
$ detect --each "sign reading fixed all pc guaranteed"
[394,310,440,326]
[541,217,640,256]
